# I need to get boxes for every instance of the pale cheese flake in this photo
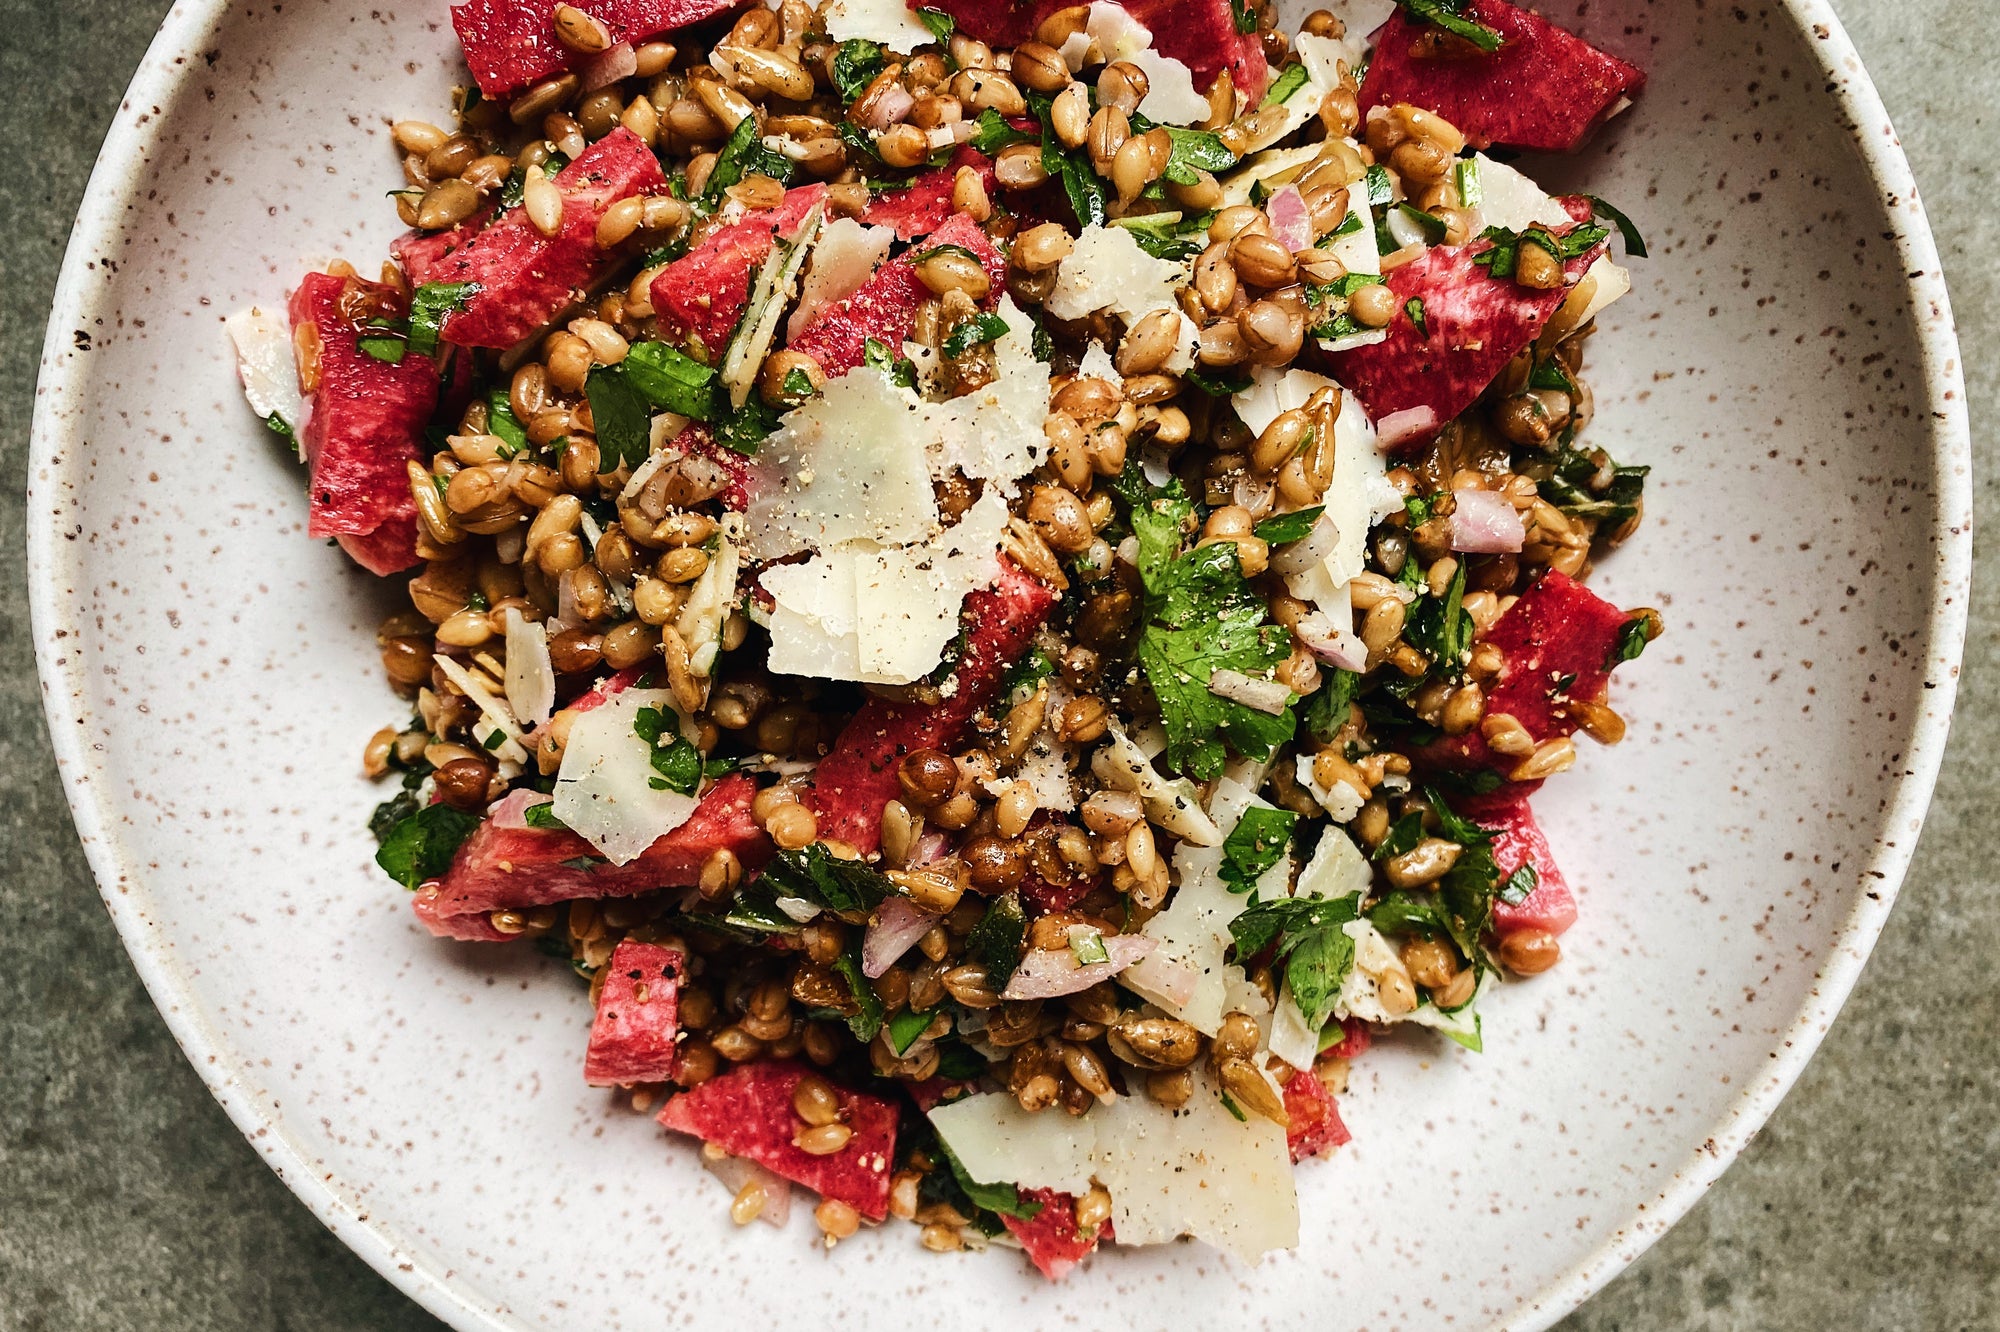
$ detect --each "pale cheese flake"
[927,296,1046,486]
[1467,153,1630,332]
[787,218,894,339]
[1073,2,1211,125]
[762,490,1009,684]
[1241,32,1346,153]
[432,653,530,765]
[552,687,699,865]
[675,516,741,677]
[1089,724,1221,846]
[743,365,938,561]
[1120,779,1288,1034]
[1045,225,1189,323]
[820,0,937,50]
[225,307,306,456]
[501,608,556,731]
[929,1066,1297,1265]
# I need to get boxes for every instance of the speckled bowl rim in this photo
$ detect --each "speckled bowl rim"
[25,2,1971,1327]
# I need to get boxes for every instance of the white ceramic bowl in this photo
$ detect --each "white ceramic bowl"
[28,1,1970,1327]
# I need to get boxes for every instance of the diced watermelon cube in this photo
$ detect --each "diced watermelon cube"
[393,128,666,350]
[1359,0,1643,153]
[1425,570,1633,772]
[286,271,439,576]
[806,559,1057,854]
[1324,227,1607,441]
[859,147,997,241]
[1282,1067,1350,1163]
[657,1059,898,1219]
[1324,1016,1372,1061]
[411,772,771,941]
[450,0,742,99]
[1002,1187,1108,1281]
[786,213,1005,377]
[584,940,686,1085]
[1459,787,1577,937]
[649,184,828,358]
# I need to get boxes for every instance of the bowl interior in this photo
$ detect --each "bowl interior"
[29,1,1968,1328]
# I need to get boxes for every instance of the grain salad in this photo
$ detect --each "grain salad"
[229,0,1658,1275]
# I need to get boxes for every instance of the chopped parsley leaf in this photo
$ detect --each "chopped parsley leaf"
[1220,806,1298,894]
[375,803,480,890]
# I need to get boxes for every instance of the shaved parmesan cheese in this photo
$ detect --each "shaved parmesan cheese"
[1242,32,1346,153]
[1045,225,1189,323]
[1121,779,1286,1033]
[720,205,822,411]
[927,296,1047,487]
[820,0,936,50]
[552,687,699,864]
[1079,340,1119,384]
[675,516,740,677]
[1569,256,1631,330]
[929,1067,1297,1264]
[763,490,1009,684]
[701,1153,793,1229]
[1072,3,1210,126]
[788,218,894,339]
[1297,752,1364,823]
[1236,368,1400,594]
[501,609,555,731]
[432,653,530,765]
[744,362,939,561]
[1090,725,1220,847]
[1217,145,1325,209]
[225,307,305,457]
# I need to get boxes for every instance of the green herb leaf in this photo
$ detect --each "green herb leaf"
[916,6,956,40]
[886,1006,935,1056]
[712,395,782,456]
[936,1140,1041,1220]
[1498,862,1538,905]
[1365,164,1394,207]
[357,333,407,363]
[1253,506,1324,546]
[1261,61,1311,109]
[967,893,1027,990]
[1220,806,1298,894]
[703,113,796,208]
[757,843,897,917]
[1405,296,1428,336]
[1397,0,1504,53]
[1301,668,1362,744]
[1539,444,1649,526]
[827,943,885,1041]
[619,339,724,420]
[1394,201,1449,245]
[263,413,297,446]
[1112,209,1217,262]
[375,803,480,889]
[1069,929,1111,966]
[1185,364,1254,397]
[1610,613,1653,667]
[1218,1089,1248,1121]
[1583,194,1648,258]
[831,38,887,102]
[967,107,1032,154]
[1229,0,1257,34]
[1403,558,1470,675]
[861,336,919,389]
[408,281,479,356]
[1159,127,1238,182]
[1228,892,1361,1030]
[585,364,654,473]
[522,802,569,831]
[942,310,1009,359]
[1453,156,1483,207]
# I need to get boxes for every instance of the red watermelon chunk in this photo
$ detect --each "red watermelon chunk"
[1325,228,1606,441]
[391,206,496,288]
[1282,1068,1350,1163]
[286,271,438,576]
[411,773,771,941]
[584,940,686,1085]
[1358,0,1643,153]
[451,0,742,99]
[1003,1187,1108,1281]
[1428,570,1632,771]
[859,147,997,241]
[402,128,666,350]
[787,213,1005,377]
[657,1059,898,1219]
[1460,787,1577,937]
[806,559,1057,854]
[650,184,827,357]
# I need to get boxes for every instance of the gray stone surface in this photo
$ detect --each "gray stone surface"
[0,0,1990,1326]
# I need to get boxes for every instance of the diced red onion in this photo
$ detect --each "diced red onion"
[1295,611,1369,672]
[1122,952,1199,1008]
[862,895,937,978]
[1448,487,1527,553]
[1267,185,1313,253]
[1375,405,1440,450]
[579,42,636,91]
[485,787,543,830]
[862,86,915,131]
[1268,511,1340,576]
[1208,668,1292,715]
[1001,935,1156,1000]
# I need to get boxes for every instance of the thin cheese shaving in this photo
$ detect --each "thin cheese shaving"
[551,686,700,865]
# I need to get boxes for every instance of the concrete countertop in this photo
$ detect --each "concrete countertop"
[2,0,1991,1325]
